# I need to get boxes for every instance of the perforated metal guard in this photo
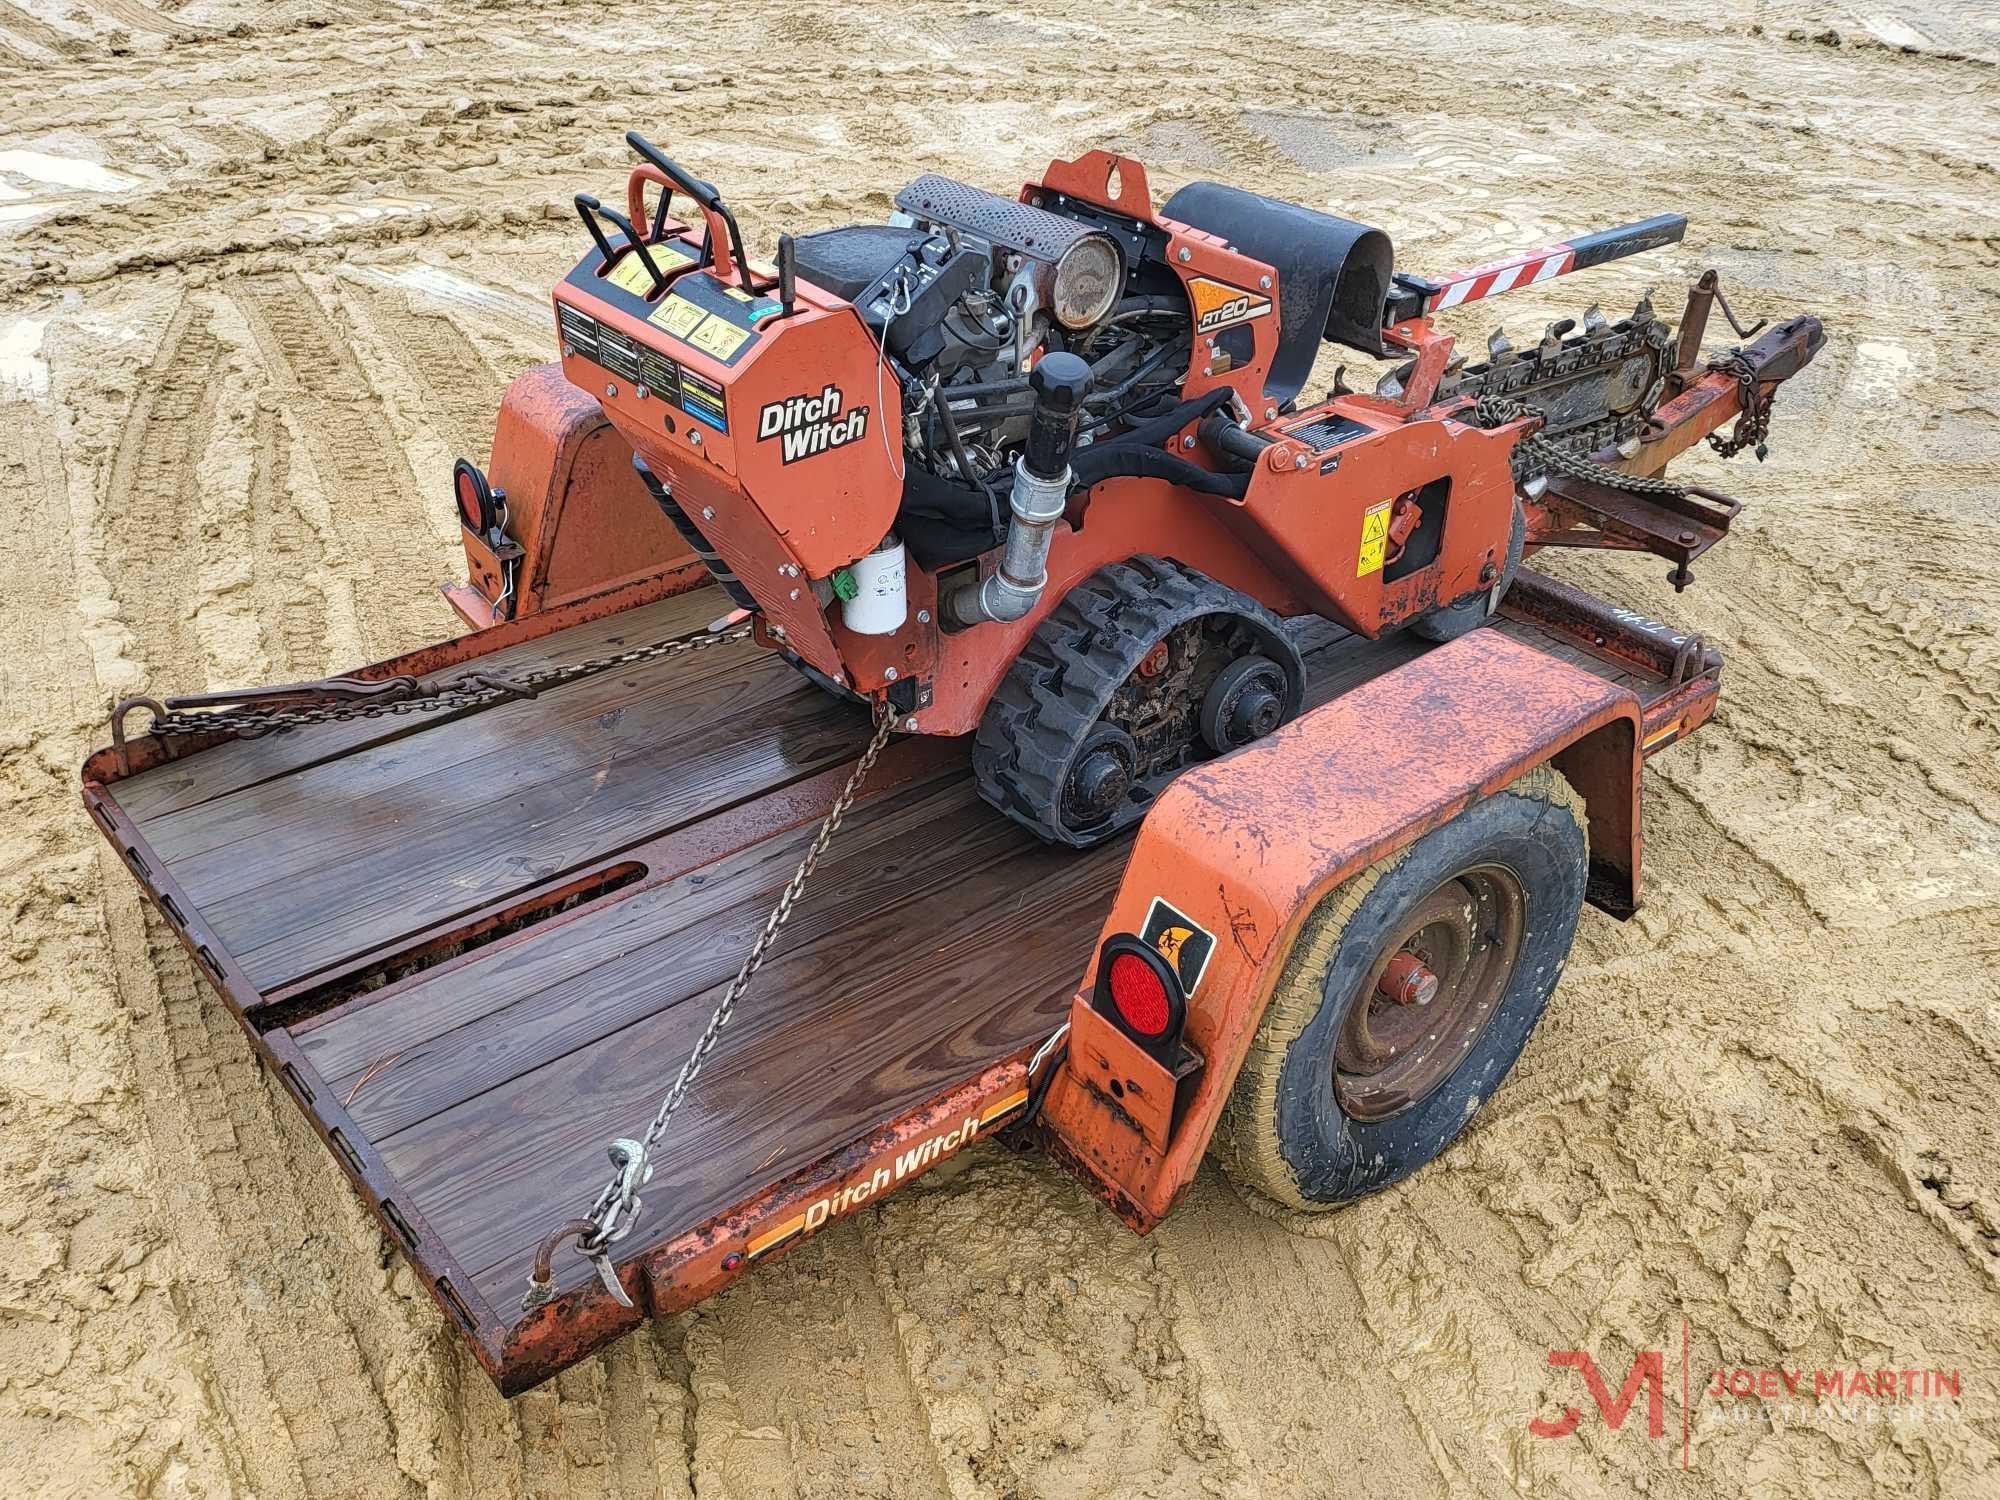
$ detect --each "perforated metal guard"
[896,173,1100,261]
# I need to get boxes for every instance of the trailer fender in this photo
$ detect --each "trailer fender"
[446,362,697,628]
[1040,627,1642,1229]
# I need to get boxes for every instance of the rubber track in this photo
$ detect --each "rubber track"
[972,555,1296,846]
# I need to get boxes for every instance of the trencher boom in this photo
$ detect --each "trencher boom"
[84,140,1822,1391]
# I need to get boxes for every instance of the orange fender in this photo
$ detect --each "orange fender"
[1041,628,1643,1228]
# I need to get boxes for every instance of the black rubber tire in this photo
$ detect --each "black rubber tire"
[1409,498,1527,643]
[1214,764,1588,1211]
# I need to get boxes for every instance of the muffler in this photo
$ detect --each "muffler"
[945,352,1090,628]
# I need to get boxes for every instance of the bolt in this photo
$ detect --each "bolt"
[701,506,715,520]
[788,588,800,600]
[635,383,650,400]
[1183,434,1196,449]
[1296,451,1310,469]
[1678,529,1697,544]
[904,716,920,730]
[1259,274,1272,289]
[562,343,575,358]
[1266,406,1277,420]
[606,383,619,398]
[916,608,931,624]
[884,666,898,681]
[1481,561,1499,584]
[1177,247,1191,263]
[689,431,702,446]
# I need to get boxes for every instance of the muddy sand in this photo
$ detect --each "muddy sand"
[2,1,1996,1496]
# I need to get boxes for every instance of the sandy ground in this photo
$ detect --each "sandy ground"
[2,1,1997,1495]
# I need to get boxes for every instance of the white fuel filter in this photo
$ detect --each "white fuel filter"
[841,534,907,635]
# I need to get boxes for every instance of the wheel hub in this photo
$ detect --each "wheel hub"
[1201,654,1289,755]
[1061,726,1135,831]
[1333,866,1525,1121]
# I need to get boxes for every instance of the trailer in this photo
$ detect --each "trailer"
[86,532,1726,1393]
[82,144,1823,1393]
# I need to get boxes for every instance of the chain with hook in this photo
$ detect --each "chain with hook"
[523,703,899,1312]
[1704,352,1774,460]
[113,615,757,754]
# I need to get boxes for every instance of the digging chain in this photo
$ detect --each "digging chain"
[1705,352,1774,460]
[523,705,899,1313]
[138,621,756,740]
[1472,393,1691,499]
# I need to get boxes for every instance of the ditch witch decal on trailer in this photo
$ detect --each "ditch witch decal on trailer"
[759,384,869,463]
[745,1088,1030,1260]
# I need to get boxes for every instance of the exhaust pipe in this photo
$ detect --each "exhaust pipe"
[946,352,1090,628]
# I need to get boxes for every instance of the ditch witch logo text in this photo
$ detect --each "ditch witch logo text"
[758,385,868,463]
[1529,1322,1965,1470]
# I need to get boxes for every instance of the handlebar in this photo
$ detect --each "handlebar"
[625,131,772,293]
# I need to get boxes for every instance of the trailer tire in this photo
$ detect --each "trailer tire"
[1409,499,1526,643]
[1215,764,1587,1211]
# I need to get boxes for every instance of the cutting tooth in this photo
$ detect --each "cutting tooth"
[1538,323,1564,357]
[1632,288,1656,323]
[1583,302,1609,335]
[1488,326,1513,360]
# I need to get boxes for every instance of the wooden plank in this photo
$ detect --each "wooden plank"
[377,822,1124,1307]
[144,631,813,870]
[222,689,861,992]
[116,588,727,824]
[135,628,864,992]
[298,773,1020,1136]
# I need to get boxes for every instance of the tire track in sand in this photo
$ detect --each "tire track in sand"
[230,273,456,661]
[90,294,417,1498]
[99,300,224,684]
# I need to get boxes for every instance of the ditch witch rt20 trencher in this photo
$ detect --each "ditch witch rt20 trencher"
[86,140,1822,1392]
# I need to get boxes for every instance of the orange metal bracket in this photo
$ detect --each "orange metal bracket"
[1040,629,1644,1230]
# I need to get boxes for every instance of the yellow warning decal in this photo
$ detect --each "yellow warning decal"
[604,252,659,297]
[688,315,752,360]
[1187,275,1272,335]
[722,286,753,303]
[1357,500,1392,577]
[651,294,708,340]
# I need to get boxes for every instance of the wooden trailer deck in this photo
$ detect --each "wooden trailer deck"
[85,571,1719,1384]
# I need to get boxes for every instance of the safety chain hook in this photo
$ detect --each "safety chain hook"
[521,706,899,1315]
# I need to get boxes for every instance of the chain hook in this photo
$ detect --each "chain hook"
[527,706,898,1310]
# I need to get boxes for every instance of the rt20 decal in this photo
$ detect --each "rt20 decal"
[1188,276,1272,336]
[759,384,869,463]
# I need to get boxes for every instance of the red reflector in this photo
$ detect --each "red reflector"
[456,468,486,530]
[1108,951,1170,1036]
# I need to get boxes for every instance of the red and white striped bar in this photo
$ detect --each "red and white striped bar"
[1418,214,1688,317]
